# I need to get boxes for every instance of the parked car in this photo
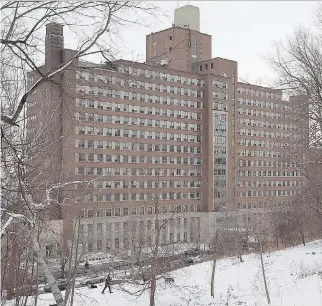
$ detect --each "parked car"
[44,280,67,292]
[184,248,201,257]
[80,275,105,287]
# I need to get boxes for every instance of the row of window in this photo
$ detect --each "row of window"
[238,170,300,177]
[214,157,226,165]
[213,80,228,89]
[237,98,282,109]
[76,140,202,154]
[237,88,281,100]
[83,232,190,251]
[214,135,227,145]
[238,139,279,148]
[78,69,204,90]
[80,229,199,251]
[237,108,286,120]
[78,221,200,251]
[214,146,227,154]
[77,167,202,177]
[214,113,228,122]
[238,129,291,139]
[81,205,202,219]
[118,66,204,86]
[77,126,201,142]
[76,113,202,132]
[76,82,202,99]
[213,91,228,100]
[214,190,226,198]
[80,219,193,242]
[239,149,281,158]
[77,190,202,202]
[239,189,297,197]
[78,179,202,189]
[238,180,302,187]
[214,169,226,176]
[239,118,295,130]
[76,98,203,115]
[81,219,191,238]
[237,201,287,210]
[213,101,228,111]
[77,153,202,165]
[214,180,227,187]
[238,160,296,168]
[214,123,227,132]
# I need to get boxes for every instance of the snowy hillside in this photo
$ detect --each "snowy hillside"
[9,240,322,306]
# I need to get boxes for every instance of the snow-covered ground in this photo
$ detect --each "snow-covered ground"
[8,240,322,306]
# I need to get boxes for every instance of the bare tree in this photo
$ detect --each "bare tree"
[119,191,186,306]
[256,216,271,305]
[1,2,161,305]
[267,4,322,222]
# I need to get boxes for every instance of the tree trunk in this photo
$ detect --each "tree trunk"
[259,233,271,304]
[274,229,279,248]
[300,230,306,246]
[210,254,217,298]
[149,203,160,306]
[31,232,64,306]
[61,259,66,277]
[149,275,156,306]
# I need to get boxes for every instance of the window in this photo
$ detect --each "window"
[115,207,121,216]
[97,241,102,251]
[115,238,120,249]
[170,233,174,242]
[169,35,172,41]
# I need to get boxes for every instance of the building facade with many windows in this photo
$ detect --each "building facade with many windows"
[26,5,303,254]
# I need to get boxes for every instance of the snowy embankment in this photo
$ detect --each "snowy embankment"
[8,240,322,306]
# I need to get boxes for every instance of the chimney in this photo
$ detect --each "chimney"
[45,23,64,71]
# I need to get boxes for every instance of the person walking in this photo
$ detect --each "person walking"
[102,274,113,294]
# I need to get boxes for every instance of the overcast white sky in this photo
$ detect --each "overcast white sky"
[63,1,319,85]
[117,1,319,85]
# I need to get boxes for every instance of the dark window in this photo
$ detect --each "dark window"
[169,47,172,51]
[169,35,172,41]
[210,63,213,69]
